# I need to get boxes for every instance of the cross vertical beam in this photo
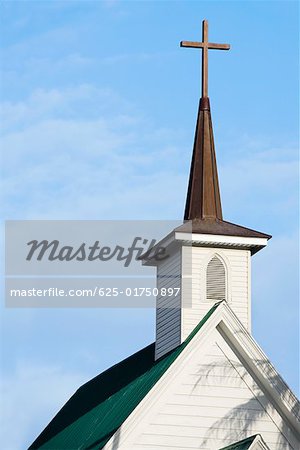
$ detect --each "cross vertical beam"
[202,19,208,98]
[180,20,230,98]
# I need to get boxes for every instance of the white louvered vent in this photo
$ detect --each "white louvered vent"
[206,256,226,301]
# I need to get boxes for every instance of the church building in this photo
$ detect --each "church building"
[30,21,300,450]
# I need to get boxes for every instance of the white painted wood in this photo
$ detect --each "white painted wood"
[155,248,182,360]
[175,231,269,248]
[142,232,268,267]
[181,246,251,337]
[251,435,272,450]
[124,331,296,449]
[103,303,299,450]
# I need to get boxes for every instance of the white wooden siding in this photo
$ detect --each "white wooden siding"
[182,246,251,339]
[122,329,296,450]
[155,248,181,360]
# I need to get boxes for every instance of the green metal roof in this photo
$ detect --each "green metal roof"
[30,303,220,450]
[219,434,259,450]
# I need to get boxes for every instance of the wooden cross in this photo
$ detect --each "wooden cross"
[181,20,230,98]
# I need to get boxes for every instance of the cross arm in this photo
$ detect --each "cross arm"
[208,43,230,50]
[180,41,230,50]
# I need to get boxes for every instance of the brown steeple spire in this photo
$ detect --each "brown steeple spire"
[179,21,271,242]
[184,96,222,221]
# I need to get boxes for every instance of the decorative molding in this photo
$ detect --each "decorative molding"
[175,232,269,248]
[250,434,271,450]
[142,231,268,266]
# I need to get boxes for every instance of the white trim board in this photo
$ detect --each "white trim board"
[250,434,272,450]
[142,232,268,266]
[175,232,269,248]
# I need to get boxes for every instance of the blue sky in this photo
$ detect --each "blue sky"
[1,1,299,449]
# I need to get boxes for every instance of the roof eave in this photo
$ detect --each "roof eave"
[175,231,269,255]
[141,230,269,265]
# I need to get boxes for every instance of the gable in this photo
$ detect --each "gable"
[102,303,299,450]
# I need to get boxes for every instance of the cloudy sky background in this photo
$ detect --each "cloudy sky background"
[1,1,299,449]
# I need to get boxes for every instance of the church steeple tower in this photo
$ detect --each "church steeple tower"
[180,20,271,240]
[144,21,271,360]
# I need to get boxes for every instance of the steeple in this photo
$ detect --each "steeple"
[180,20,271,241]
[184,96,222,221]
[181,20,229,222]
[144,20,272,361]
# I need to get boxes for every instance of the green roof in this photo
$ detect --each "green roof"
[219,435,259,450]
[30,303,220,450]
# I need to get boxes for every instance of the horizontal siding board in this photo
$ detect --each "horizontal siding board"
[157,309,180,323]
[137,433,290,449]
[152,414,273,428]
[156,343,179,360]
[171,385,254,399]
[156,249,181,359]
[157,297,180,308]
[157,308,181,324]
[156,320,181,338]
[156,331,181,352]
[141,425,287,442]
[165,397,263,410]
[135,433,290,448]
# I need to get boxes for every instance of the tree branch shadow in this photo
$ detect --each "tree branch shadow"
[188,347,299,449]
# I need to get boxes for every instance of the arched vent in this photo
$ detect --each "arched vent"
[206,256,226,301]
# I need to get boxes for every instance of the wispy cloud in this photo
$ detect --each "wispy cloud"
[101,51,174,65]
[1,84,187,219]
[0,361,90,450]
[220,148,298,232]
[2,84,298,224]
[1,85,132,131]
